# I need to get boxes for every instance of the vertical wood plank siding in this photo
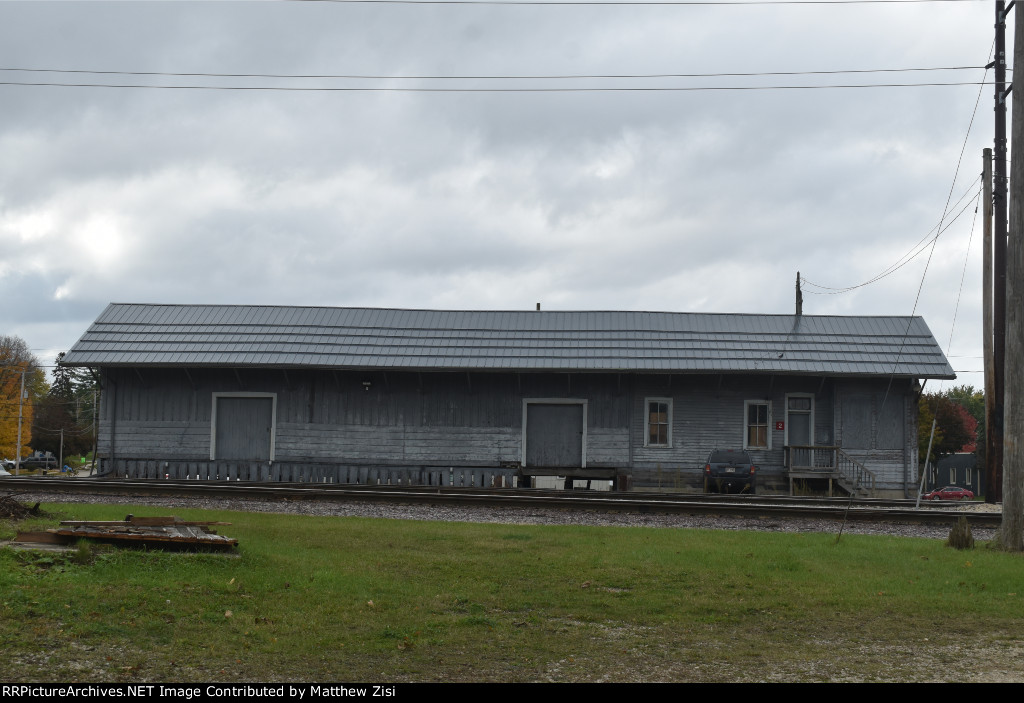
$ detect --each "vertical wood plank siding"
[96,368,918,492]
[832,378,916,491]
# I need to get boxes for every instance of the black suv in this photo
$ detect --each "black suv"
[703,449,757,494]
[20,454,58,471]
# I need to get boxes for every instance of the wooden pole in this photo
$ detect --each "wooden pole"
[14,368,24,476]
[984,148,996,502]
[1001,2,1024,549]
[90,387,98,474]
[994,0,1009,504]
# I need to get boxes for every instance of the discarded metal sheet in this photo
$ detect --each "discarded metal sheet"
[17,515,238,551]
[12,531,68,545]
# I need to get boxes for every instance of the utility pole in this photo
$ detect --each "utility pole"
[1002,0,1023,550]
[14,368,24,476]
[91,387,98,474]
[984,148,996,502]
[993,0,1011,504]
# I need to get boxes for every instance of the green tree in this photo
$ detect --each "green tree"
[945,385,984,424]
[31,352,97,460]
[919,392,975,466]
[944,384,985,467]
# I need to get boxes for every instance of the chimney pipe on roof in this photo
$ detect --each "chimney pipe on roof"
[536,303,541,311]
[795,272,803,316]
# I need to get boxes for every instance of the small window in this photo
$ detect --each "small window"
[744,401,771,449]
[788,397,812,412]
[645,398,672,447]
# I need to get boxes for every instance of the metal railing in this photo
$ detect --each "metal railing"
[835,448,875,494]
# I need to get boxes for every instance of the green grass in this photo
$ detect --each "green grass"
[2,502,1023,682]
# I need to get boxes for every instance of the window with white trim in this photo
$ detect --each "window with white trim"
[645,398,672,447]
[744,400,771,450]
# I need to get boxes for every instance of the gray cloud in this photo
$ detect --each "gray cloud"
[0,1,998,392]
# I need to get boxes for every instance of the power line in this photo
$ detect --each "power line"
[944,194,981,358]
[284,0,985,5]
[938,44,992,382]
[879,44,991,404]
[0,65,990,81]
[0,399,97,410]
[805,45,993,299]
[30,425,95,436]
[802,179,982,294]
[0,80,993,92]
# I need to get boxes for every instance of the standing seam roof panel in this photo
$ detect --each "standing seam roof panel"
[60,304,955,378]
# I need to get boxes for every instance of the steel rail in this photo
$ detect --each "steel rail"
[3,476,1000,528]
[5,476,966,508]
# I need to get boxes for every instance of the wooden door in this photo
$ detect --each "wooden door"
[215,397,273,460]
[525,403,584,467]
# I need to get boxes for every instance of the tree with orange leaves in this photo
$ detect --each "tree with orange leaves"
[0,335,46,461]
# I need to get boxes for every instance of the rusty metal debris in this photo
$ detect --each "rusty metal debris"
[14,515,238,551]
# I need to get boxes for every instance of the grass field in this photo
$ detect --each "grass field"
[2,501,1023,683]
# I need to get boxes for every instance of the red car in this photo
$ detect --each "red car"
[922,486,975,501]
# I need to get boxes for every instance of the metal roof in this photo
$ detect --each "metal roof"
[60,303,955,378]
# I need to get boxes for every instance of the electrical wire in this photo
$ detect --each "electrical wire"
[0,398,97,409]
[803,180,978,293]
[801,180,982,294]
[880,44,992,402]
[944,194,981,358]
[0,80,993,92]
[802,43,993,297]
[0,65,990,81]
[922,41,992,392]
[284,0,986,5]
[30,425,95,436]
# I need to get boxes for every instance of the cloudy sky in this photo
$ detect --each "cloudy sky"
[0,0,1003,389]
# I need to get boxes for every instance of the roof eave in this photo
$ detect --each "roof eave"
[64,359,956,379]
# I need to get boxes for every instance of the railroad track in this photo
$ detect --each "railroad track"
[2,476,1001,528]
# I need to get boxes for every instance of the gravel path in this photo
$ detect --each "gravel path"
[11,489,998,541]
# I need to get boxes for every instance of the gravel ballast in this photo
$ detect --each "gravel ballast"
[10,490,998,541]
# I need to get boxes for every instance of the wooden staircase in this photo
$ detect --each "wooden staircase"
[785,445,876,497]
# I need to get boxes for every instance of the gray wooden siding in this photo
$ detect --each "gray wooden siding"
[276,424,521,464]
[833,379,916,490]
[99,368,629,469]
[630,375,837,472]
[96,420,209,459]
[97,368,918,491]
